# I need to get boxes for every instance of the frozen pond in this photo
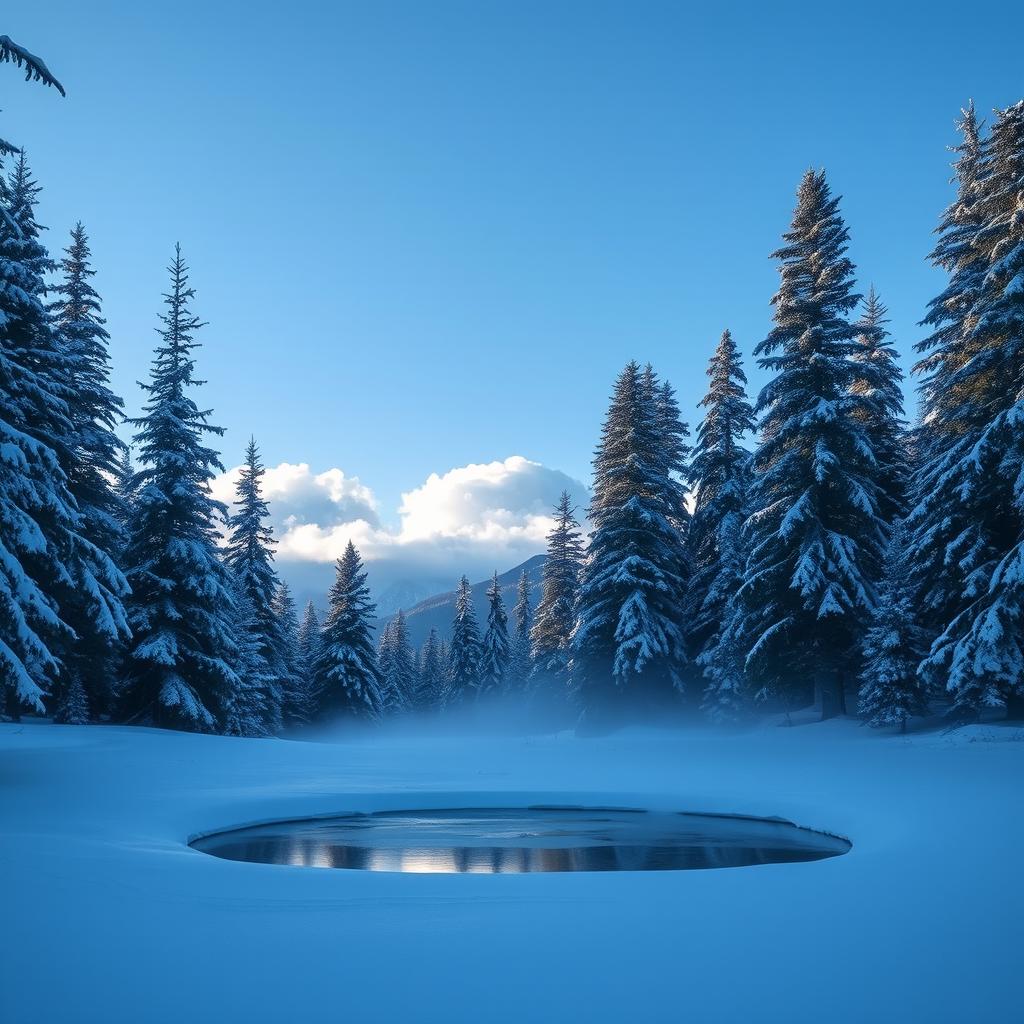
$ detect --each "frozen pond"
[190,806,851,873]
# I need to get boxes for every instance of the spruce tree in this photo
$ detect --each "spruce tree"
[417,628,447,709]
[0,154,126,719]
[119,246,240,732]
[297,600,322,712]
[447,575,482,703]
[859,521,928,731]
[480,572,510,694]
[915,102,1024,718]
[507,568,533,689]
[273,582,311,724]
[909,104,991,653]
[223,438,285,733]
[651,372,693,540]
[313,541,383,719]
[687,330,755,682]
[49,221,131,717]
[852,287,909,523]
[377,610,416,713]
[573,362,689,721]
[530,492,583,690]
[111,445,136,555]
[53,675,88,725]
[735,171,884,718]
[223,578,271,737]
[698,589,750,723]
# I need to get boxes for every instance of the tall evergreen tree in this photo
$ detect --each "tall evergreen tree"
[650,372,693,541]
[119,246,239,732]
[530,492,583,690]
[858,521,928,731]
[687,330,755,669]
[48,221,130,717]
[507,568,533,689]
[377,609,416,713]
[273,582,311,725]
[480,572,510,694]
[223,438,285,733]
[111,445,136,554]
[0,153,127,719]
[296,600,322,712]
[223,577,271,737]
[312,541,383,719]
[735,170,884,718]
[417,628,447,709]
[909,104,991,654]
[573,362,689,721]
[915,102,1024,718]
[447,575,482,704]
[852,287,909,523]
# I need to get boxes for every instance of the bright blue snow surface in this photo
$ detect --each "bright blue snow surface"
[1,718,1021,1022]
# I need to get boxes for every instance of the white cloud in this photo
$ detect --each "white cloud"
[396,456,579,544]
[211,455,589,603]
[210,462,381,541]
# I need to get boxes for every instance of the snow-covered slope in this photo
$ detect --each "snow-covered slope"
[1,719,1020,1022]
[378,554,545,648]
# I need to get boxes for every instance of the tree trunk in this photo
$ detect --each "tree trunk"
[1005,690,1024,722]
[816,669,844,721]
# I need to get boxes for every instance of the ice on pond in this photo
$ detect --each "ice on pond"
[190,806,851,873]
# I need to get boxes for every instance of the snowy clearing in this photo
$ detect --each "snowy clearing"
[1,719,1021,1023]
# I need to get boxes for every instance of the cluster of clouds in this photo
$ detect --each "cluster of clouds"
[210,455,589,602]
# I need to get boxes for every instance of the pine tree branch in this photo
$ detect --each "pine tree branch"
[0,35,65,95]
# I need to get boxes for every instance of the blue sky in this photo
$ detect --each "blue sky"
[4,1,1023,597]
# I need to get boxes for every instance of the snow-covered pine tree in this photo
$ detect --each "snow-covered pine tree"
[480,572,510,694]
[53,674,88,725]
[376,616,396,708]
[852,287,909,523]
[312,541,383,719]
[0,153,127,719]
[417,628,446,709]
[390,611,416,711]
[377,610,416,713]
[109,446,136,569]
[573,362,689,722]
[119,246,240,732]
[223,438,285,733]
[650,371,692,542]
[0,161,69,716]
[297,600,322,714]
[908,104,991,656]
[915,101,1024,719]
[273,582,311,725]
[223,577,271,737]
[507,568,533,689]
[858,520,928,731]
[735,170,885,718]
[447,575,482,704]
[48,221,130,717]
[530,492,583,691]
[698,587,750,724]
[686,329,755,703]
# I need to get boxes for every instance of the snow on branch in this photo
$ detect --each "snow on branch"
[0,35,65,95]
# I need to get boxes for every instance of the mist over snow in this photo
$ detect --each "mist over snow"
[211,455,589,610]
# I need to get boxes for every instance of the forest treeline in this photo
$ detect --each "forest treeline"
[1,37,1022,734]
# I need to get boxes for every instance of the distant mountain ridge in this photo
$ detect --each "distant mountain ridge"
[374,554,546,650]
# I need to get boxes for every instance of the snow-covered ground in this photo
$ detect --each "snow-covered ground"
[1,718,1021,1023]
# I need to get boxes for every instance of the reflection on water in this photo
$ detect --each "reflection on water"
[191,808,851,873]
